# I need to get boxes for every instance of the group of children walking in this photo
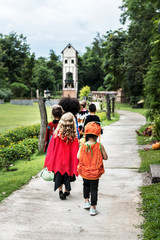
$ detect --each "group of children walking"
[43,97,108,216]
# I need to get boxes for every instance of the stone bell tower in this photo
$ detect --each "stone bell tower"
[62,43,78,98]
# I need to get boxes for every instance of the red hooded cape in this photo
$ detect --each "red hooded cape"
[44,135,79,177]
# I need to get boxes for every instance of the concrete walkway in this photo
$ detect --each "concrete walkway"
[0,110,146,240]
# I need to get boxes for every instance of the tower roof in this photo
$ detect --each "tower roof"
[61,43,78,54]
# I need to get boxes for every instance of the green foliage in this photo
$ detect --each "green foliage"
[138,119,160,239]
[0,138,38,171]
[153,111,160,141]
[0,135,12,147]
[97,86,105,91]
[102,29,126,91]
[0,32,30,84]
[79,33,104,90]
[136,123,155,145]
[103,73,115,91]
[34,64,55,94]
[96,111,120,125]
[144,19,160,117]
[11,82,29,98]
[22,53,35,95]
[0,88,12,101]
[140,183,160,240]
[47,50,62,83]
[79,86,91,100]
[0,124,40,170]
[3,124,40,143]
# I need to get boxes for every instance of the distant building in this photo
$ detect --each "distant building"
[62,43,78,98]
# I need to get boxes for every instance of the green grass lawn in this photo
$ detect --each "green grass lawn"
[140,183,160,240]
[137,122,160,239]
[0,152,45,202]
[97,111,120,126]
[0,102,53,133]
[115,102,147,117]
[0,102,120,204]
[0,102,120,134]
[139,150,160,172]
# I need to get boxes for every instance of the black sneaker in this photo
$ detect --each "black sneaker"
[59,191,66,200]
[64,191,70,197]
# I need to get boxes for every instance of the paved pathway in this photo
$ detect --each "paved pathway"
[0,110,146,240]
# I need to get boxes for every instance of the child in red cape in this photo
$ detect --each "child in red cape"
[44,104,63,153]
[44,112,79,200]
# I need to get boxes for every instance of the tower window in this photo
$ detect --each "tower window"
[71,59,74,64]
[65,59,67,64]
[68,45,71,48]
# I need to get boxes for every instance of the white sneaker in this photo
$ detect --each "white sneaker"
[90,208,98,216]
[84,202,91,209]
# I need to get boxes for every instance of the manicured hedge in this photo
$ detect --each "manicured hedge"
[0,124,40,171]
[0,138,38,170]
[2,124,40,144]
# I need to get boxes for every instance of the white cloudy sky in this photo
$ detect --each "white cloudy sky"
[0,0,126,58]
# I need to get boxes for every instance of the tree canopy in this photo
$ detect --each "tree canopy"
[0,0,160,116]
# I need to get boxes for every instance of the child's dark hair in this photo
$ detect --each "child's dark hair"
[52,105,63,118]
[87,134,98,141]
[89,103,96,113]
[58,97,80,116]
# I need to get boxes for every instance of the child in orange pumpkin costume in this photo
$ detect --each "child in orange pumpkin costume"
[77,122,108,216]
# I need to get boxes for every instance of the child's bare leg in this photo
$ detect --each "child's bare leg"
[91,205,96,209]
[59,185,66,200]
[85,198,89,203]
[59,185,63,192]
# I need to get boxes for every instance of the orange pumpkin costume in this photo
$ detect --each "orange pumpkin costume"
[78,121,105,180]
[78,142,104,180]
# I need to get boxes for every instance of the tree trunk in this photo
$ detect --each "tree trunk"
[38,97,48,152]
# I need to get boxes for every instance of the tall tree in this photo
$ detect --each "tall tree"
[102,29,126,91]
[0,46,8,88]
[47,50,62,91]
[0,32,30,84]
[80,34,104,91]
[144,12,160,116]
[119,0,156,102]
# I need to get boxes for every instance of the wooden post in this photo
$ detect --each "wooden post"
[112,97,115,114]
[106,94,111,120]
[38,97,48,152]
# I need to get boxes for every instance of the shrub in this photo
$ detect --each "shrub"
[11,82,29,98]
[0,135,12,147]
[153,111,160,141]
[79,86,91,100]
[0,138,38,171]
[97,111,107,122]
[0,88,13,101]
[22,138,38,153]
[4,124,40,143]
